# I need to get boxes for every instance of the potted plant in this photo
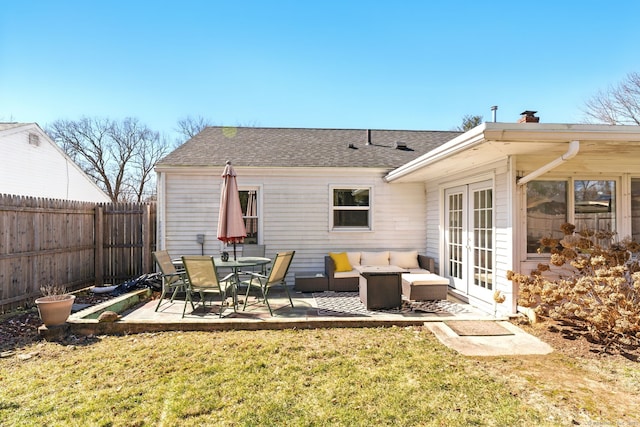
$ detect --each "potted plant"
[35,284,76,327]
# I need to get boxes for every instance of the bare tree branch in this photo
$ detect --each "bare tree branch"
[175,115,212,140]
[47,117,170,202]
[583,72,640,125]
[456,115,483,131]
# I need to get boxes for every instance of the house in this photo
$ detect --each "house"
[155,118,640,315]
[154,126,460,276]
[0,122,111,203]
[385,112,640,314]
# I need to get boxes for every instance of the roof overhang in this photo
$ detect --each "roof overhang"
[384,123,640,183]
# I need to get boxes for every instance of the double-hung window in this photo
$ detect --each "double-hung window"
[239,189,259,244]
[331,187,371,230]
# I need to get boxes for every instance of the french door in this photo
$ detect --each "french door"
[444,181,494,302]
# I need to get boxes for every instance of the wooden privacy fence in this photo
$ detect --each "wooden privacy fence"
[0,195,156,311]
[96,202,155,287]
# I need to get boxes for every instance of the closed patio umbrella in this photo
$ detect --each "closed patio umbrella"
[217,160,247,260]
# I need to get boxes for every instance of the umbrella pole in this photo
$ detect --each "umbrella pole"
[233,242,237,261]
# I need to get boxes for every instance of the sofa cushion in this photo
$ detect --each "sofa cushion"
[360,251,389,266]
[406,268,430,274]
[329,252,353,272]
[390,250,420,269]
[334,269,360,278]
[346,251,361,266]
[401,273,450,285]
[354,265,405,274]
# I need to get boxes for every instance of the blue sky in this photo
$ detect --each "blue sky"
[1,1,639,140]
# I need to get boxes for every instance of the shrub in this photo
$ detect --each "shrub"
[39,284,69,300]
[508,223,640,351]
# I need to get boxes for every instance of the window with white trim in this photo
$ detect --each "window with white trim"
[239,189,259,244]
[526,180,567,253]
[526,179,616,253]
[331,187,371,230]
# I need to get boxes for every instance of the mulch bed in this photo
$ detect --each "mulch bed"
[513,316,640,362]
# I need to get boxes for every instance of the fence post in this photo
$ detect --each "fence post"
[95,205,104,285]
[142,203,151,273]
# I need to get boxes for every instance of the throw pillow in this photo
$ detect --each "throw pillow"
[390,251,419,269]
[360,251,390,266]
[329,252,353,272]
[346,252,361,266]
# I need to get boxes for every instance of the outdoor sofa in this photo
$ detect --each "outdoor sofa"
[324,250,435,292]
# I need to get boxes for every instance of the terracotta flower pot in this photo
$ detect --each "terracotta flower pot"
[35,295,76,326]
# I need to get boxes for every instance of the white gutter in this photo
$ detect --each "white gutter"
[517,140,580,186]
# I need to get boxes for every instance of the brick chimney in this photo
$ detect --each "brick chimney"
[518,110,539,123]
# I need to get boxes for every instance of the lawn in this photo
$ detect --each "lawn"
[1,326,639,426]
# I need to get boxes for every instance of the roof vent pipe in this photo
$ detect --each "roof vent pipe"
[491,105,498,122]
[366,129,371,145]
[517,140,580,186]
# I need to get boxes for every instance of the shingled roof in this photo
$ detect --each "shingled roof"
[157,127,462,169]
[0,122,29,132]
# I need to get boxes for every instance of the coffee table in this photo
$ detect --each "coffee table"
[358,266,405,309]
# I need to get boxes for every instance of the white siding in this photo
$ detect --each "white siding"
[493,163,515,315]
[159,167,428,279]
[0,125,110,202]
[424,158,515,313]
[425,182,440,269]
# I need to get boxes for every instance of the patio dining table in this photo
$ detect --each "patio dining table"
[214,256,271,309]
[174,256,271,310]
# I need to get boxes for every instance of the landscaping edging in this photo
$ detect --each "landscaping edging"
[38,288,152,341]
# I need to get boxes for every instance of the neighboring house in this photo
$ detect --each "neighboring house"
[0,122,111,203]
[155,118,640,315]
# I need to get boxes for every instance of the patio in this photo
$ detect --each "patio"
[135,288,492,321]
[38,287,555,357]
[53,287,496,337]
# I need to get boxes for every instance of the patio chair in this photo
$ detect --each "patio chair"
[241,250,295,316]
[181,255,235,318]
[152,250,187,312]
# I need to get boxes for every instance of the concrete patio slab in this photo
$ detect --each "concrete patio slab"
[42,288,548,360]
[424,320,554,356]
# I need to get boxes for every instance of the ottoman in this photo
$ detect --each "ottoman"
[401,273,450,301]
[295,272,329,292]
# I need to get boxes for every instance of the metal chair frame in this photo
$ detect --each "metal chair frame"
[152,250,187,312]
[241,250,295,316]
[181,255,235,318]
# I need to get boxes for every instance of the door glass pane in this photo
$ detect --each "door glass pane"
[527,181,567,253]
[473,188,493,291]
[574,180,615,243]
[448,193,463,280]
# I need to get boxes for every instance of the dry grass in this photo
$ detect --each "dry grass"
[1,326,639,426]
